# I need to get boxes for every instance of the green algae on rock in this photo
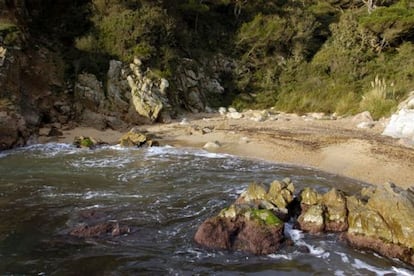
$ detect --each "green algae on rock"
[73,136,100,149]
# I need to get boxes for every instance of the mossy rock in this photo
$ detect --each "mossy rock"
[73,136,98,149]
[249,209,283,226]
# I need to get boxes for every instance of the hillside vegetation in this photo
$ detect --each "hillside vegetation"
[6,0,414,119]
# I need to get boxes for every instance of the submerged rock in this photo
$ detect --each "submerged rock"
[194,205,284,255]
[70,222,130,238]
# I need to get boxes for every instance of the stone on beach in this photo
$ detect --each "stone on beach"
[119,128,158,147]
[203,141,221,149]
[73,136,100,149]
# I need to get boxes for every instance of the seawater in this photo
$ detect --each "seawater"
[0,144,413,275]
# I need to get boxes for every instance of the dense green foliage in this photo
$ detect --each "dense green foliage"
[21,0,414,118]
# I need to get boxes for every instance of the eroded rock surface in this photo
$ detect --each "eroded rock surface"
[196,180,414,266]
[344,183,414,265]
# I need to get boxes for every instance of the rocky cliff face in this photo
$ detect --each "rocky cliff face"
[0,1,79,149]
[0,1,235,149]
[0,42,73,149]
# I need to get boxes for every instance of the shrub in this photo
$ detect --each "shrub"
[359,76,398,119]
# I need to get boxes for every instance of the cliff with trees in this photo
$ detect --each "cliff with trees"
[1,0,414,148]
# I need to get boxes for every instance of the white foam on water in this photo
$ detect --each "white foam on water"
[44,191,142,200]
[83,191,142,200]
[352,258,397,275]
[334,251,350,264]
[0,151,10,158]
[392,267,414,276]
[334,270,345,276]
[285,225,327,257]
[145,146,230,159]
[267,253,292,260]
[69,156,132,168]
[23,143,78,156]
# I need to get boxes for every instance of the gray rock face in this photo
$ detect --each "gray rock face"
[173,56,233,112]
[75,73,105,112]
[106,60,130,114]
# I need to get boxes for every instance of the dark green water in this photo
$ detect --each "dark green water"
[0,144,412,275]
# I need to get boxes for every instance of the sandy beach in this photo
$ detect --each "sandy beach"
[57,112,414,189]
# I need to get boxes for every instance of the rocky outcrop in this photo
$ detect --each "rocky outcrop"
[297,187,348,234]
[0,106,27,149]
[195,180,295,254]
[127,58,171,122]
[75,73,105,112]
[343,183,414,266]
[194,205,284,255]
[235,178,295,220]
[0,30,73,149]
[383,91,414,145]
[173,55,233,113]
[196,180,414,266]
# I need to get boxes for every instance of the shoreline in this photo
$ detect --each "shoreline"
[56,112,414,189]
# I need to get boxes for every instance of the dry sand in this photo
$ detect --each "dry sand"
[57,112,414,189]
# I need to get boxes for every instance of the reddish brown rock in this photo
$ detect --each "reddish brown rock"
[194,206,284,255]
[343,233,414,266]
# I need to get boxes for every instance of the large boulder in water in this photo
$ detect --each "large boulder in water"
[194,205,284,255]
[343,183,414,266]
[195,181,294,255]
